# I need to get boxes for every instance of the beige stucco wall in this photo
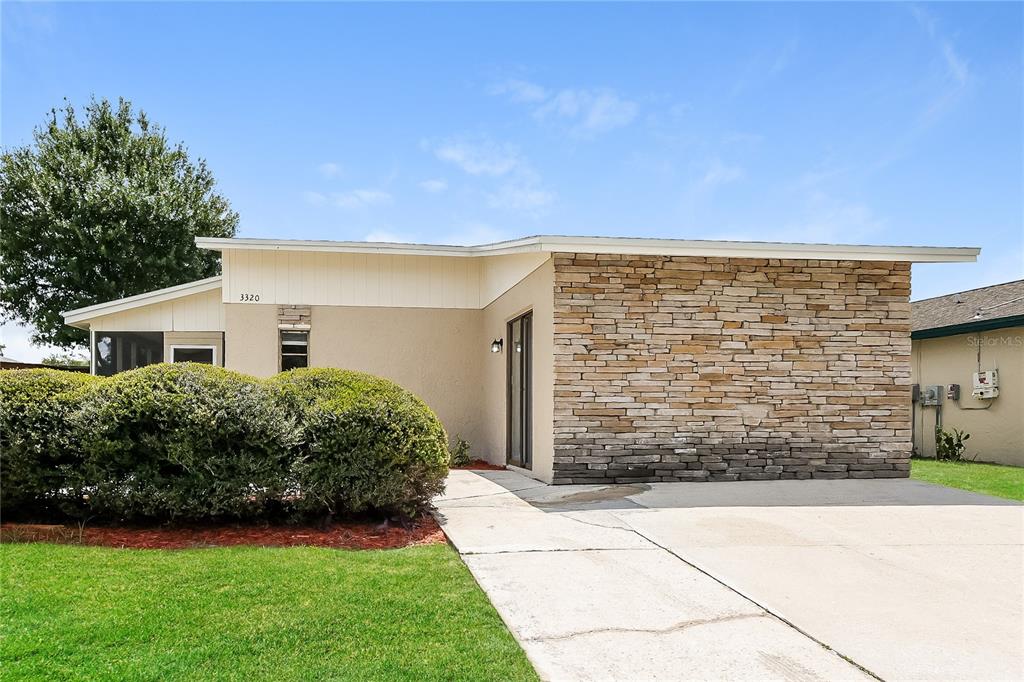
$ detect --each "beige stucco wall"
[164,331,224,366]
[480,258,555,482]
[911,327,1024,467]
[222,259,556,481]
[222,258,555,480]
[223,303,279,376]
[307,306,484,450]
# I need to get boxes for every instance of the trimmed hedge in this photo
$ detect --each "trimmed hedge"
[0,369,100,518]
[271,368,449,518]
[0,364,449,523]
[74,363,300,522]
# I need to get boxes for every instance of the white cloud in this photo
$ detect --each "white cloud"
[0,320,73,363]
[487,79,548,103]
[535,88,638,136]
[427,135,555,214]
[487,182,555,212]
[769,38,799,76]
[303,190,327,206]
[318,162,342,178]
[717,192,884,245]
[432,137,522,176]
[781,194,885,243]
[694,159,745,193]
[911,5,970,87]
[419,178,448,193]
[490,80,638,136]
[941,42,969,87]
[333,189,392,209]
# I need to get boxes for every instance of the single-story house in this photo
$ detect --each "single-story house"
[911,279,1023,467]
[63,235,978,484]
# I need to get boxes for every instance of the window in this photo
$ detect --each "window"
[280,330,308,370]
[170,346,216,365]
[94,332,163,376]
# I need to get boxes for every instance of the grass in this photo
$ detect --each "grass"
[1,543,538,682]
[911,458,1024,502]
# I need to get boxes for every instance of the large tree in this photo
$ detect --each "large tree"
[0,98,238,347]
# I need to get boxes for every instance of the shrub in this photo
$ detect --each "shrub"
[75,363,299,522]
[935,426,971,461]
[0,369,100,518]
[449,436,472,467]
[271,368,449,518]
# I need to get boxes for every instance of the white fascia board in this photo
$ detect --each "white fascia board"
[196,237,486,257]
[62,276,223,327]
[195,235,979,263]
[531,236,981,263]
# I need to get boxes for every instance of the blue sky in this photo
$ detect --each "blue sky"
[2,2,1022,359]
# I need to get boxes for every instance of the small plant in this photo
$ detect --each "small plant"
[449,436,472,467]
[934,426,970,461]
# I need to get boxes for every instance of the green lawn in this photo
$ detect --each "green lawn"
[911,458,1024,502]
[1,543,537,681]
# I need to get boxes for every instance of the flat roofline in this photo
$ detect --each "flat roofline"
[62,276,223,328]
[195,235,980,263]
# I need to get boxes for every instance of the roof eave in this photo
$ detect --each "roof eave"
[912,314,1024,340]
[62,276,223,325]
[195,235,980,263]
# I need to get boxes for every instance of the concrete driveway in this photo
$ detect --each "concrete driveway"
[434,470,1023,682]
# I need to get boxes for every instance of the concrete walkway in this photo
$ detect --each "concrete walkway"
[434,470,1023,682]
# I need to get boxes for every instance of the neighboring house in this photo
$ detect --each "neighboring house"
[911,280,1024,467]
[0,355,88,372]
[63,235,978,484]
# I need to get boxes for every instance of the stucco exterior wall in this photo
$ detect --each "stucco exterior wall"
[223,303,279,376]
[220,259,556,479]
[911,327,1024,466]
[480,258,555,481]
[164,331,224,366]
[552,253,913,483]
[307,306,483,449]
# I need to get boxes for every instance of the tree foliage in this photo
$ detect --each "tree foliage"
[0,98,238,347]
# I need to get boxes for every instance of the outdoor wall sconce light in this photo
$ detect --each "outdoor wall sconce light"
[490,339,503,353]
[515,342,523,353]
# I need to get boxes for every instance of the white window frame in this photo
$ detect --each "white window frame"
[279,328,310,371]
[169,344,218,366]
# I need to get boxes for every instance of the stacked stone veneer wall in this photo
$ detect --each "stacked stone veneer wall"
[278,305,311,329]
[552,253,912,484]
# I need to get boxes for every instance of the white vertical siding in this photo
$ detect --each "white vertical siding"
[222,250,491,309]
[91,288,225,331]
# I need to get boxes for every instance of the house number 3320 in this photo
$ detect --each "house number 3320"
[239,293,260,302]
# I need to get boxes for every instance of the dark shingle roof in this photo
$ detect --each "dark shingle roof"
[912,279,1024,333]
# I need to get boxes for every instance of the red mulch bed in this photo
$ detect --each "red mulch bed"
[0,516,445,551]
[453,459,506,471]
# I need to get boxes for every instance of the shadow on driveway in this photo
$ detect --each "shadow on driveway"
[470,468,1022,512]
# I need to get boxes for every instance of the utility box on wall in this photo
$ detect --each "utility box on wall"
[972,370,1000,399]
[920,385,944,406]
